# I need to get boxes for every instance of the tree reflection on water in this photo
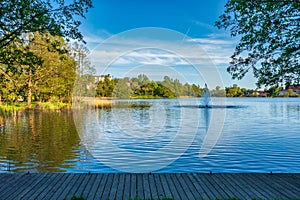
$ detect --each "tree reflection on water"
[0,110,81,172]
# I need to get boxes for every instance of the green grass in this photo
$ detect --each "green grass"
[0,102,70,112]
[0,102,27,112]
[35,102,70,109]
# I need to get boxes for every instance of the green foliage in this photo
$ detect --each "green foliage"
[266,86,283,97]
[211,86,226,97]
[225,84,243,97]
[284,89,294,97]
[0,0,93,50]
[112,78,133,99]
[95,74,204,99]
[96,75,115,97]
[0,32,93,106]
[70,196,86,200]
[225,84,259,97]
[216,0,300,87]
[0,0,92,107]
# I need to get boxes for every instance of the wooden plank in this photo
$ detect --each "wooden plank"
[243,173,278,199]
[4,174,39,199]
[101,173,114,200]
[53,173,82,199]
[0,173,23,194]
[206,173,234,198]
[290,173,300,187]
[289,174,300,187]
[94,173,108,200]
[173,173,196,200]
[186,173,209,199]
[180,173,201,199]
[137,173,144,199]
[246,173,286,198]
[81,173,98,199]
[72,173,93,199]
[221,173,254,199]
[2,173,43,200]
[143,174,151,199]
[201,174,228,199]
[28,173,61,200]
[122,173,131,200]
[108,173,119,200]
[170,173,194,199]
[0,173,31,198]
[275,174,300,194]
[86,174,103,200]
[192,173,220,198]
[0,173,299,199]
[37,173,66,199]
[148,174,159,200]
[164,173,181,200]
[0,173,20,189]
[228,173,267,199]
[255,173,300,198]
[115,173,125,200]
[130,173,137,199]
[153,173,166,199]
[159,173,173,199]
[217,173,251,199]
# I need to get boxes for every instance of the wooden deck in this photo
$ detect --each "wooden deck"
[0,173,299,200]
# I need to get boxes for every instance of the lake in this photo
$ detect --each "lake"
[0,98,299,173]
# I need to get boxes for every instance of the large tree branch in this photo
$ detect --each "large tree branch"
[0,6,66,49]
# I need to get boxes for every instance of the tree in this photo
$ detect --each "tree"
[70,43,95,98]
[216,0,300,87]
[211,86,226,97]
[96,75,115,97]
[113,79,133,99]
[225,84,243,97]
[266,85,282,97]
[0,32,77,105]
[0,0,93,50]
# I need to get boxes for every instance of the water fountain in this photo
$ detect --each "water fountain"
[201,83,211,108]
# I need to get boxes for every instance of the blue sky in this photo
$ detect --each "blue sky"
[79,0,257,89]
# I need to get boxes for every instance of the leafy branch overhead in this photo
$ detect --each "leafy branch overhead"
[0,0,93,107]
[0,0,93,49]
[216,0,300,87]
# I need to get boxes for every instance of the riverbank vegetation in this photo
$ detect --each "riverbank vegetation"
[95,74,300,99]
[0,0,93,110]
[0,32,94,109]
[96,74,206,99]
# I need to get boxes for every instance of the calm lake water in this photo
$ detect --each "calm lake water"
[0,98,299,173]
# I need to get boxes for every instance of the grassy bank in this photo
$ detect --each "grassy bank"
[0,102,70,112]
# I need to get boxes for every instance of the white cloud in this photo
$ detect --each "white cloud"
[186,38,233,45]
[86,28,244,88]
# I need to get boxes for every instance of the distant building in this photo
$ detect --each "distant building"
[258,91,267,97]
[94,74,111,83]
[279,85,300,96]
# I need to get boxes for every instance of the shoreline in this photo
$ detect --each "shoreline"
[1,95,299,112]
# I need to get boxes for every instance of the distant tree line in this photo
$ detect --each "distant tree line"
[96,75,300,98]
[225,84,300,97]
[96,74,226,98]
